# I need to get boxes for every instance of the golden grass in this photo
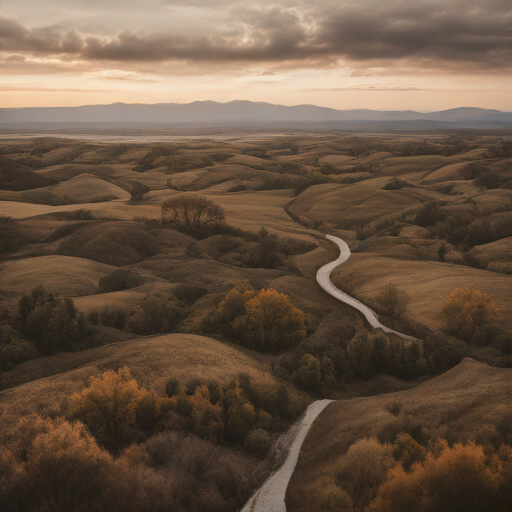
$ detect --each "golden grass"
[471,236,512,262]
[0,199,162,220]
[318,155,355,165]
[286,359,512,512]
[420,161,470,184]
[73,282,174,311]
[200,189,319,241]
[24,174,131,204]
[0,255,115,297]
[331,254,512,329]
[0,333,281,416]
[288,178,445,228]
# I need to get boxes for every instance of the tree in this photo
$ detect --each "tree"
[296,354,322,391]
[69,367,164,452]
[20,286,85,355]
[232,288,307,353]
[442,288,497,342]
[375,283,410,319]
[161,195,225,234]
[127,294,186,335]
[368,441,502,512]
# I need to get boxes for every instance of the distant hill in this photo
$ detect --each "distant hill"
[1,100,512,125]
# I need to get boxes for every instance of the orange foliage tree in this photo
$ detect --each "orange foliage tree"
[70,367,167,452]
[232,288,308,353]
[368,441,503,512]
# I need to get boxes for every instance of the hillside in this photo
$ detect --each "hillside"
[287,359,512,511]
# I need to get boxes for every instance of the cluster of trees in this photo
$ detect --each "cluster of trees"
[257,171,334,195]
[202,283,311,353]
[276,330,433,393]
[442,288,511,351]
[0,413,260,512]
[0,364,309,512]
[303,435,512,512]
[15,286,91,355]
[163,373,303,455]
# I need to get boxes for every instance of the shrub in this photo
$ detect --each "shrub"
[375,283,410,319]
[0,323,36,371]
[98,269,143,293]
[127,294,186,335]
[415,201,445,227]
[99,305,127,330]
[18,286,88,355]
[244,428,272,457]
[296,354,322,392]
[442,288,497,342]
[382,178,409,190]
[173,282,207,305]
[165,377,180,397]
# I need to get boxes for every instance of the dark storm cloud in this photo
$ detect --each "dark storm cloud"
[1,0,511,71]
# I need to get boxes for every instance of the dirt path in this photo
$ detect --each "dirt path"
[316,234,418,341]
[241,399,333,512]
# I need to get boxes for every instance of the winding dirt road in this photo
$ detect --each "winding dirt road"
[240,234,419,511]
[317,235,418,341]
[241,399,333,512]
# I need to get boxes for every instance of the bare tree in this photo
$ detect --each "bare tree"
[161,195,225,233]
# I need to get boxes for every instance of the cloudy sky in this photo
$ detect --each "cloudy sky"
[1,0,511,110]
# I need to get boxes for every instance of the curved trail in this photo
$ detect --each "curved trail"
[241,235,418,511]
[241,399,333,512]
[317,235,418,342]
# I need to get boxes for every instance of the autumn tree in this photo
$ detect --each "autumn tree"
[161,194,225,235]
[442,288,497,342]
[232,288,308,353]
[375,283,410,319]
[69,367,166,452]
[368,441,502,512]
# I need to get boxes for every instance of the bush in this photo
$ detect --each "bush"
[414,201,445,227]
[382,178,409,190]
[0,323,36,371]
[173,282,207,305]
[337,437,395,508]
[127,294,186,335]
[99,305,127,330]
[375,284,410,319]
[244,428,272,457]
[98,269,143,293]
[442,288,497,342]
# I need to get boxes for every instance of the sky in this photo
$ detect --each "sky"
[1,0,512,111]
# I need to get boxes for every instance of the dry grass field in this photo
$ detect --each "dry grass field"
[1,132,512,512]
[0,255,115,298]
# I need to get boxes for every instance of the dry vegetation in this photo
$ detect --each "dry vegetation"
[1,131,512,511]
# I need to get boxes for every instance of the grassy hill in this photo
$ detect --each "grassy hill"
[287,358,512,512]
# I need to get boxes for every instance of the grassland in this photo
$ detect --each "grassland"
[1,131,512,512]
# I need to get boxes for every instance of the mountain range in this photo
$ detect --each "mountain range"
[2,100,512,126]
